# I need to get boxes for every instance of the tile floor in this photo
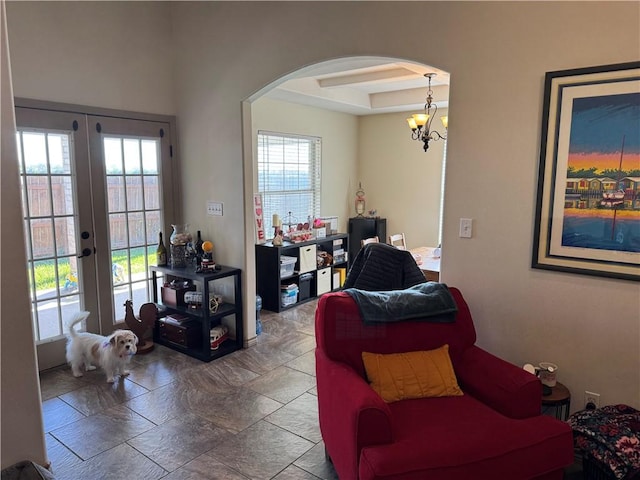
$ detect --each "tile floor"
[40,299,338,480]
[40,299,583,480]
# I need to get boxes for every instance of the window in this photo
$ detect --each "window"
[257,131,321,232]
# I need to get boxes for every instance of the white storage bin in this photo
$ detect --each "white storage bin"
[317,267,332,295]
[280,256,297,278]
[298,244,317,274]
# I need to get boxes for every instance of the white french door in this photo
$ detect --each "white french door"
[15,104,176,370]
[87,115,175,335]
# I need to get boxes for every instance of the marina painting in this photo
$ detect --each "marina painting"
[533,62,640,281]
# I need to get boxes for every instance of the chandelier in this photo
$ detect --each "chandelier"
[406,73,448,152]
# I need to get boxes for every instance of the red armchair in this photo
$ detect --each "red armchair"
[315,288,574,480]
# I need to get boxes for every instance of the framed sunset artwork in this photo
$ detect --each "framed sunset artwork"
[532,62,640,281]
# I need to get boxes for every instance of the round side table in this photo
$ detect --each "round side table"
[542,382,571,420]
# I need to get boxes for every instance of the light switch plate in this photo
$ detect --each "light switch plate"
[459,218,472,238]
[207,201,223,216]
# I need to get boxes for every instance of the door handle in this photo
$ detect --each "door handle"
[77,248,93,258]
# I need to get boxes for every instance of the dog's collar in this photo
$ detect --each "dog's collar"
[102,341,110,348]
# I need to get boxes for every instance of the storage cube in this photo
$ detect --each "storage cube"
[317,267,332,295]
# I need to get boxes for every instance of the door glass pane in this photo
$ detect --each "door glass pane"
[32,259,55,301]
[143,176,160,210]
[126,176,143,210]
[107,177,126,212]
[59,256,78,294]
[131,279,149,309]
[54,217,76,256]
[36,298,63,341]
[111,249,129,285]
[123,138,141,174]
[47,134,71,174]
[113,284,131,317]
[109,212,127,250]
[22,132,48,173]
[104,137,123,174]
[30,218,54,259]
[145,210,161,244]
[128,212,145,247]
[141,140,159,174]
[26,176,52,217]
[51,176,74,216]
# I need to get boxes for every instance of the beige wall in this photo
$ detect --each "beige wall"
[164,0,640,410]
[359,110,447,249]
[3,0,640,468]
[6,1,174,114]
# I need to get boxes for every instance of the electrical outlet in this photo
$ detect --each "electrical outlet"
[207,201,223,216]
[584,391,600,409]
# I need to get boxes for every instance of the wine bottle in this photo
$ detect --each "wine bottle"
[156,232,167,266]
[195,230,204,256]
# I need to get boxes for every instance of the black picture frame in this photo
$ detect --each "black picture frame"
[532,62,640,281]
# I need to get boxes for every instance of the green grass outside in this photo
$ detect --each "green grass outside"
[33,247,153,291]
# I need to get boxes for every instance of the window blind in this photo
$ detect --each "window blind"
[257,131,321,233]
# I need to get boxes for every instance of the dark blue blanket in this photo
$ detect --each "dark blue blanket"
[344,282,458,325]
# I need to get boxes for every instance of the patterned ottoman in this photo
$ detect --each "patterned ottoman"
[569,404,640,480]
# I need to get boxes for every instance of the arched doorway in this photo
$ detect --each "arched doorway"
[242,56,450,341]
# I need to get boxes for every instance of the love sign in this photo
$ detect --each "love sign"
[254,193,266,244]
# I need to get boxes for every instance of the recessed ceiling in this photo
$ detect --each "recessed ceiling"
[264,59,450,116]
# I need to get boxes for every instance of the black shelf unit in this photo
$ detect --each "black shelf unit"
[255,233,349,312]
[149,264,243,362]
[348,217,386,267]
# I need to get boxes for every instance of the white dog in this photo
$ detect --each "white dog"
[66,311,138,383]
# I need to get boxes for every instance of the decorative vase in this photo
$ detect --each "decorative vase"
[170,224,192,268]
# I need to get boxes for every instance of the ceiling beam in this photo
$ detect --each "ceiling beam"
[318,67,420,89]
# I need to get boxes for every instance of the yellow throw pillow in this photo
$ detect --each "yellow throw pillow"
[362,345,463,403]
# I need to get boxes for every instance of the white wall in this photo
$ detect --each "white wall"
[251,97,358,234]
[359,110,447,249]
[3,1,640,466]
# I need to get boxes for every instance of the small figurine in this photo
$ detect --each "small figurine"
[273,231,283,246]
